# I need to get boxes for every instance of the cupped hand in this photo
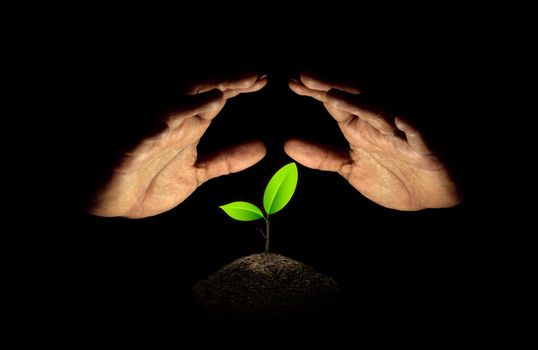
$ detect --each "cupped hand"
[89,73,267,218]
[286,72,461,211]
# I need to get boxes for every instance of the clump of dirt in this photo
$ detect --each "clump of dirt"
[193,253,339,320]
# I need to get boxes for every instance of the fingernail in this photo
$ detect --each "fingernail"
[259,74,268,80]
[290,78,298,84]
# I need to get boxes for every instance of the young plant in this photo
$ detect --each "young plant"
[219,162,298,254]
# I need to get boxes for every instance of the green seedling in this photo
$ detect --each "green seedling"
[219,162,298,254]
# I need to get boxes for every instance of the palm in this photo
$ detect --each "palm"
[336,116,457,210]
[89,74,267,218]
[100,119,209,218]
[287,73,460,210]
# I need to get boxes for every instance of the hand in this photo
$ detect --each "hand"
[88,73,267,218]
[286,72,461,211]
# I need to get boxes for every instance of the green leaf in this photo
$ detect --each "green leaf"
[263,162,298,216]
[219,201,265,222]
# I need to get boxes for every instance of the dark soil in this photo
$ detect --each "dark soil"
[193,253,339,321]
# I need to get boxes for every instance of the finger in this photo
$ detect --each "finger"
[289,80,355,122]
[196,140,266,184]
[212,76,267,118]
[164,89,224,126]
[284,138,351,174]
[324,101,354,123]
[197,84,268,120]
[289,79,328,102]
[395,116,433,155]
[327,89,397,135]
[300,71,361,94]
[223,75,268,98]
[186,71,259,95]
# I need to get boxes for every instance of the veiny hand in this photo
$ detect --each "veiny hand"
[88,73,267,218]
[286,72,461,211]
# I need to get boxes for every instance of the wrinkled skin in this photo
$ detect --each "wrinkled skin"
[88,73,267,218]
[89,71,461,219]
[285,72,461,211]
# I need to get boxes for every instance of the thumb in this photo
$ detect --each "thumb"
[284,138,351,173]
[195,141,266,184]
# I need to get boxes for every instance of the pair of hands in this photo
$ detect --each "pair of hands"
[88,72,461,218]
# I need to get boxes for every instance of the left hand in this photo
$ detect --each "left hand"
[286,72,461,211]
[88,72,267,218]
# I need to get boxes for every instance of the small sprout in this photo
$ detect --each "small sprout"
[219,162,298,254]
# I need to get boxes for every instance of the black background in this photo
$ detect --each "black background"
[32,14,491,342]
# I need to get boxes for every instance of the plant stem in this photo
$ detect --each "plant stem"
[265,218,270,255]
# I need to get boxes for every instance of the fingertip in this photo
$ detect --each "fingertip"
[283,138,298,154]
[249,139,267,161]
[394,116,407,132]
[288,80,327,101]
[230,72,258,90]
[395,115,420,135]
[229,140,267,167]
[283,138,309,161]
[253,75,269,90]
[283,141,303,166]
[288,79,302,93]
